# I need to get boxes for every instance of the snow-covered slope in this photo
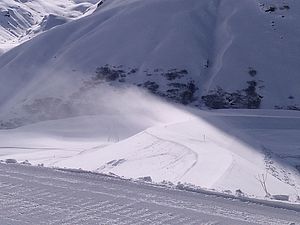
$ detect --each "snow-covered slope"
[1,93,300,200]
[0,0,300,202]
[0,0,299,115]
[206,0,300,109]
[0,0,99,54]
[0,0,219,128]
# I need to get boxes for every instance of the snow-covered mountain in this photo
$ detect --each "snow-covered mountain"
[0,0,300,201]
[0,0,99,54]
[0,0,300,125]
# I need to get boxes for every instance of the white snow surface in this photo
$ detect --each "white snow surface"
[0,0,300,203]
[0,0,300,108]
[1,163,300,225]
[0,89,300,201]
[0,0,98,54]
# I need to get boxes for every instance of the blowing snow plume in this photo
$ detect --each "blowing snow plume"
[0,68,195,129]
[0,68,300,201]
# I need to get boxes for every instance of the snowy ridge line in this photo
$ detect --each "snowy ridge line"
[47,164,300,211]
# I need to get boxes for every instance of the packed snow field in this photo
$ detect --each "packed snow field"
[0,0,300,220]
[1,163,300,225]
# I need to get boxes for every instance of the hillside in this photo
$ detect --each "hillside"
[0,0,300,128]
[0,0,99,54]
[0,0,300,201]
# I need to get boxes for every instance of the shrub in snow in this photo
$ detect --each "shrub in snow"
[143,81,159,93]
[223,190,232,195]
[161,180,174,186]
[4,11,10,17]
[235,189,244,197]
[248,67,257,77]
[95,65,126,82]
[21,160,31,166]
[93,65,138,83]
[180,81,197,105]
[256,173,271,198]
[202,80,263,109]
[128,68,138,74]
[274,105,300,111]
[162,69,187,81]
[279,5,290,10]
[201,87,227,109]
[244,81,262,109]
[176,182,185,190]
[265,6,277,13]
[91,65,198,107]
[138,176,152,182]
[5,159,17,164]
[204,59,210,68]
[271,195,289,201]
[164,80,198,105]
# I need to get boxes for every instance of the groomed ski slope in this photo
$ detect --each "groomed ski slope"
[0,89,300,201]
[1,163,300,225]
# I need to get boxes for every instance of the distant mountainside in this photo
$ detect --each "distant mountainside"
[0,0,299,127]
[0,0,98,54]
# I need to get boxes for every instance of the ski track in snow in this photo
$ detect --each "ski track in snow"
[144,130,198,180]
[0,163,300,225]
[204,1,237,93]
